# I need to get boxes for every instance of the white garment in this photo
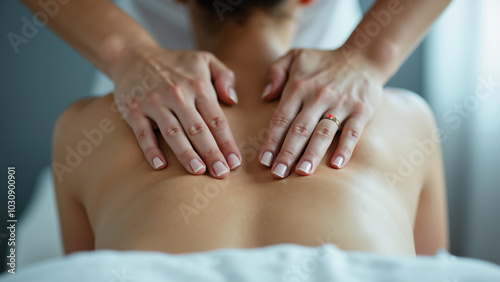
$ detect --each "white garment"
[90,0,362,95]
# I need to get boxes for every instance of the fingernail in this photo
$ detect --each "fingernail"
[297,161,312,174]
[261,83,272,98]
[229,87,238,104]
[189,159,205,173]
[260,151,273,167]
[153,157,164,169]
[332,156,344,168]
[273,163,287,178]
[227,153,241,169]
[213,161,229,177]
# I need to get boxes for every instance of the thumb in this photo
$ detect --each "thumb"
[209,55,237,105]
[261,49,296,101]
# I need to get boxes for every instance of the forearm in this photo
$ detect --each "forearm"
[343,0,452,84]
[19,0,159,78]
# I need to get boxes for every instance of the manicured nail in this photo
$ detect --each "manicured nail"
[153,157,164,169]
[260,151,273,167]
[213,161,229,176]
[227,153,241,169]
[297,161,312,174]
[229,87,238,104]
[261,83,272,98]
[332,156,344,168]
[273,163,287,178]
[190,159,205,173]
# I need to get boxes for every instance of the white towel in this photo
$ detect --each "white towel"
[2,244,499,282]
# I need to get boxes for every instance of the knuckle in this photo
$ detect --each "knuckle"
[167,84,185,102]
[190,78,208,92]
[203,148,220,159]
[353,101,371,116]
[344,128,361,142]
[179,148,195,161]
[314,125,333,139]
[315,86,333,103]
[302,150,321,161]
[187,122,208,136]
[217,140,233,151]
[127,104,141,115]
[290,122,310,138]
[207,116,227,131]
[271,113,291,129]
[170,84,183,96]
[291,79,308,92]
[264,135,280,149]
[136,128,153,142]
[196,51,212,61]
[337,146,353,157]
[164,125,183,138]
[336,93,348,106]
[280,149,297,162]
[146,91,162,105]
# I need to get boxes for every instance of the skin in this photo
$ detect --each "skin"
[19,0,240,178]
[20,0,452,179]
[53,2,448,256]
[259,0,452,178]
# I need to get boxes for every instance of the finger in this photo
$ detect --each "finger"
[258,89,302,168]
[196,98,242,170]
[127,113,167,170]
[208,54,237,105]
[173,104,231,179]
[147,107,207,175]
[261,49,297,100]
[271,108,323,179]
[331,114,368,169]
[295,110,343,176]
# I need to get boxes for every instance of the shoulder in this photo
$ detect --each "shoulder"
[381,87,439,138]
[52,94,117,184]
[374,88,444,188]
[54,94,115,137]
[53,97,98,157]
[383,88,435,120]
[53,93,118,152]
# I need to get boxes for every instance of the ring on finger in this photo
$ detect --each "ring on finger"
[320,114,342,129]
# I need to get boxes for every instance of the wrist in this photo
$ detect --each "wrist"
[340,38,398,84]
[100,34,160,80]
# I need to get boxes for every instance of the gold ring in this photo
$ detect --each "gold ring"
[321,114,341,128]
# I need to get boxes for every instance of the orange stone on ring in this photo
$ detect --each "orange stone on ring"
[321,114,341,129]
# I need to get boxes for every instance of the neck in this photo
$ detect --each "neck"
[191,10,298,72]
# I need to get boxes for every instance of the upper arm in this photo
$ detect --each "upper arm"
[409,95,449,255]
[413,145,449,254]
[53,177,95,254]
[52,98,97,254]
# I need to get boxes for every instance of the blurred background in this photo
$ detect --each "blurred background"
[1,0,499,273]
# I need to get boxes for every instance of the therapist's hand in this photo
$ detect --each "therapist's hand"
[259,48,383,178]
[111,45,241,179]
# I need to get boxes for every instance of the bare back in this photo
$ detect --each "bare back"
[53,71,446,256]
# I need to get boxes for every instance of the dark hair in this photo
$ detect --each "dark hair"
[195,0,287,22]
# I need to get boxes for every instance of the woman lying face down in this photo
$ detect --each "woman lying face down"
[52,0,448,256]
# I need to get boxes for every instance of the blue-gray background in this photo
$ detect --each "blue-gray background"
[1,0,478,273]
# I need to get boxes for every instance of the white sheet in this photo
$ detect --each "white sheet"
[1,244,499,282]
